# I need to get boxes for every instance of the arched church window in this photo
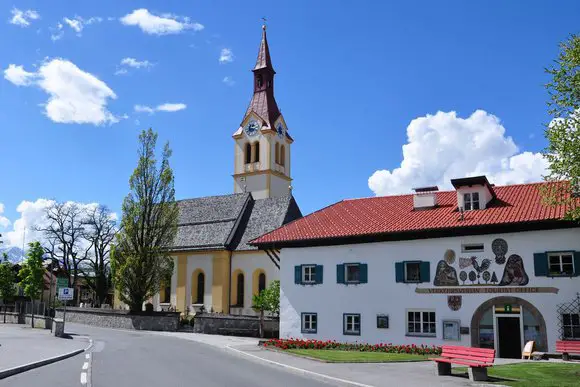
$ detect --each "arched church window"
[245,143,252,164]
[196,272,205,304]
[280,145,285,166]
[236,273,245,307]
[257,75,263,88]
[275,143,280,164]
[253,142,260,163]
[267,80,271,88]
[258,273,266,293]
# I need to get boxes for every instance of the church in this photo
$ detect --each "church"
[152,25,302,315]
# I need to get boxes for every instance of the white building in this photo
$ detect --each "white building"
[252,176,580,358]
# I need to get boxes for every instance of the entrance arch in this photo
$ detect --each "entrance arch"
[471,296,547,353]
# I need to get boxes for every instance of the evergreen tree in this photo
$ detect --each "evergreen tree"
[19,242,45,327]
[0,253,16,302]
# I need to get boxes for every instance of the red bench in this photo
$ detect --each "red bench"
[556,340,580,361]
[429,345,495,381]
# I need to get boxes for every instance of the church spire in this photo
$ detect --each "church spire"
[254,24,275,73]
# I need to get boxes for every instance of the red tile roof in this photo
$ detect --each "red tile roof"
[252,182,577,247]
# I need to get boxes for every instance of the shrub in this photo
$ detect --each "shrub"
[263,339,441,356]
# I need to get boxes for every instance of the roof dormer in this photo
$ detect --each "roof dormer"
[451,175,496,211]
[412,186,438,210]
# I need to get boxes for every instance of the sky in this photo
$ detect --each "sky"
[0,0,579,248]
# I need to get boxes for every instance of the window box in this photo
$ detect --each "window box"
[406,310,436,337]
[395,261,430,283]
[301,313,317,334]
[294,265,323,285]
[337,263,368,284]
[534,251,580,277]
[343,313,361,336]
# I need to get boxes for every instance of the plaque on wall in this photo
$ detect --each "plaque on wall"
[377,314,389,329]
[460,327,470,335]
[443,320,460,341]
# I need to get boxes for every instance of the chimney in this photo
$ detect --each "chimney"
[412,186,439,209]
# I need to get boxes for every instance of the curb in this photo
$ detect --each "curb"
[0,340,92,380]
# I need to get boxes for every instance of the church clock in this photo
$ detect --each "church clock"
[276,123,285,138]
[245,120,260,136]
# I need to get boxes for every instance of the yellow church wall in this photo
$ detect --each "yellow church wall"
[211,251,231,313]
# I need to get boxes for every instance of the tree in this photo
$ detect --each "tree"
[19,242,45,327]
[543,34,580,220]
[80,205,117,307]
[0,253,16,302]
[111,129,178,311]
[252,280,280,338]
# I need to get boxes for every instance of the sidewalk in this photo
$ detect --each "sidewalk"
[0,324,89,377]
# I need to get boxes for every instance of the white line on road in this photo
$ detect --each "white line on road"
[225,346,375,387]
[85,354,90,359]
[80,372,87,385]
[82,362,89,370]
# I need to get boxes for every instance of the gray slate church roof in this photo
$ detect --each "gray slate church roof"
[171,193,302,252]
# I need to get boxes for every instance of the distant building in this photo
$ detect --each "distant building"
[253,177,580,358]
[149,25,302,315]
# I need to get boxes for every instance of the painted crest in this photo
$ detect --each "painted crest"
[448,295,462,311]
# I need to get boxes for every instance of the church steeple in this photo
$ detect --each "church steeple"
[232,24,292,200]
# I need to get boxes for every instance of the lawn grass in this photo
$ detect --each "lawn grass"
[284,349,430,363]
[454,362,580,386]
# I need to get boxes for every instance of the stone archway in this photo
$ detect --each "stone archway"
[470,296,547,352]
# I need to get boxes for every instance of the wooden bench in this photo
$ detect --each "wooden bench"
[429,345,495,381]
[556,340,580,361]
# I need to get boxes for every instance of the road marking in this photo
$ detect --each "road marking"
[85,354,90,359]
[82,362,89,370]
[226,346,375,387]
[80,372,87,385]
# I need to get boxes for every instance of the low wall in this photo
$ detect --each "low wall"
[0,312,51,328]
[0,312,20,324]
[55,307,180,332]
[194,314,279,338]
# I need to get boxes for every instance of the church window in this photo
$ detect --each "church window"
[258,273,266,293]
[280,145,285,166]
[253,142,260,163]
[267,80,271,88]
[196,272,205,304]
[275,143,280,164]
[257,75,263,88]
[236,273,245,307]
[245,143,252,164]
[163,285,171,303]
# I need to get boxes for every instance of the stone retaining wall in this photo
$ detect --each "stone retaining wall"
[193,314,279,338]
[0,312,51,328]
[55,307,180,332]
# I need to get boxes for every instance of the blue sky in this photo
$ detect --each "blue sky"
[1,1,579,247]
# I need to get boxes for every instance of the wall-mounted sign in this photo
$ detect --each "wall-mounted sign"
[460,327,470,335]
[416,287,559,294]
[443,320,460,341]
[376,314,389,329]
[56,277,68,289]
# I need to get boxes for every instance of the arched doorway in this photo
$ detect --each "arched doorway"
[471,297,547,358]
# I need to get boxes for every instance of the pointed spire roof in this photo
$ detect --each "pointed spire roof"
[253,25,275,72]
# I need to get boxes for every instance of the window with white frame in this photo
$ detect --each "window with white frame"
[343,313,361,335]
[345,264,360,283]
[562,313,580,339]
[548,252,574,276]
[301,313,317,333]
[302,265,316,283]
[463,192,480,211]
[404,262,421,282]
[407,310,436,336]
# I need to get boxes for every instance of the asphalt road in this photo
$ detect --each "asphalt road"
[1,324,336,387]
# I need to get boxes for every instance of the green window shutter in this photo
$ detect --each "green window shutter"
[395,262,404,283]
[573,252,580,277]
[294,265,302,284]
[533,253,548,277]
[315,265,324,284]
[420,261,430,283]
[359,264,368,283]
[337,264,345,284]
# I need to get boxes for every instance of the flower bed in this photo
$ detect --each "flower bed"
[264,338,441,356]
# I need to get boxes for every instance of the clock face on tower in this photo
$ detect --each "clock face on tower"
[245,120,260,136]
[276,123,285,138]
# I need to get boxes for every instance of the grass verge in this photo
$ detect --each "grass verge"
[453,362,580,386]
[284,349,430,363]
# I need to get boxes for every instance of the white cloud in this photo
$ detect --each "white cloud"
[114,68,128,76]
[222,76,235,86]
[120,58,153,69]
[62,16,103,36]
[134,103,187,114]
[219,48,234,64]
[120,9,203,35]
[4,64,36,86]
[4,59,118,125]
[0,203,10,228]
[63,17,82,33]
[368,110,549,196]
[50,23,64,41]
[9,8,40,27]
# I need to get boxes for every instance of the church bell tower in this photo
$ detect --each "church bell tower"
[232,25,293,199]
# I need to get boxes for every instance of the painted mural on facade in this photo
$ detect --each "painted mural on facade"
[434,239,529,287]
